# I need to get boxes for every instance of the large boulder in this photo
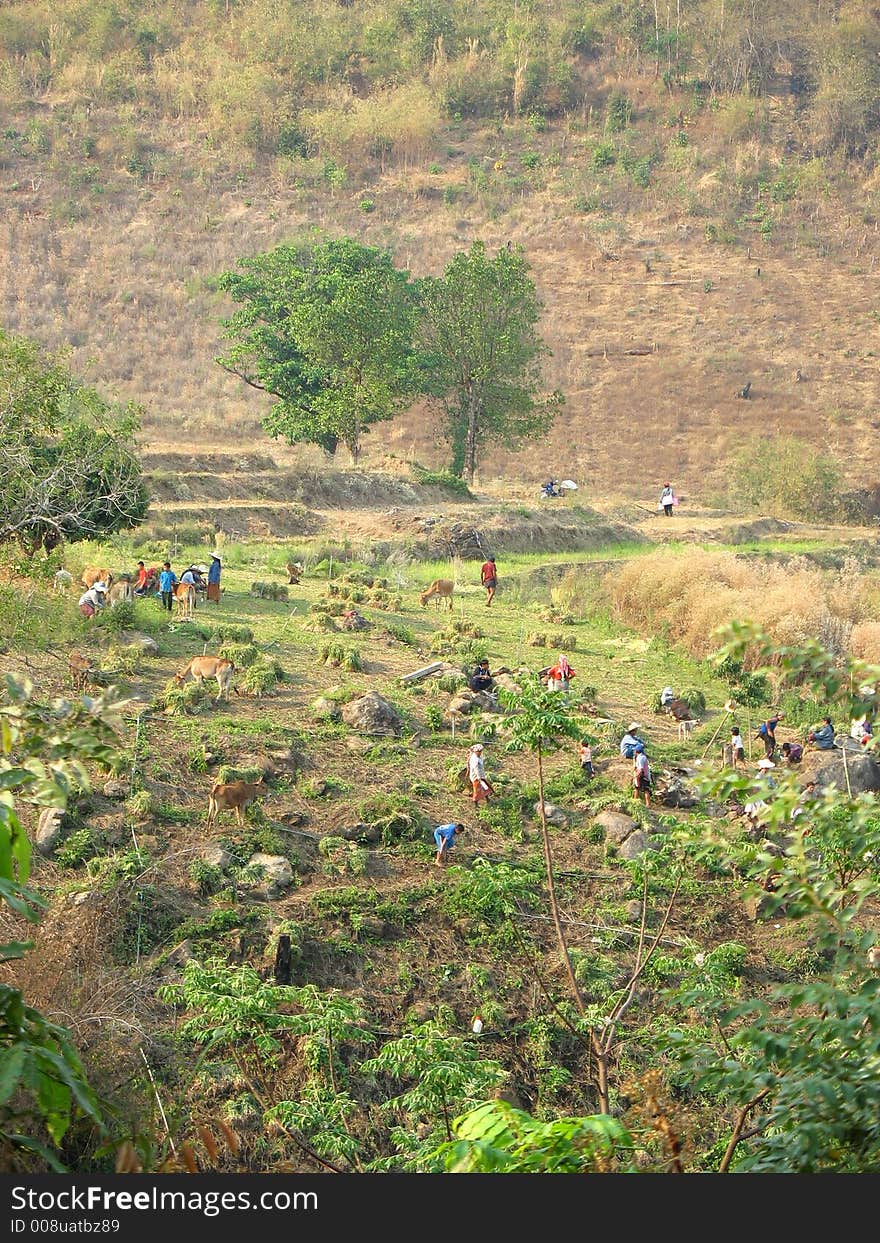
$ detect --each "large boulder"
[593,810,638,845]
[341,691,402,736]
[797,748,880,796]
[338,822,382,845]
[659,776,699,809]
[449,690,498,716]
[36,807,65,856]
[619,830,656,860]
[247,853,294,899]
[202,844,232,869]
[118,631,160,656]
[492,673,521,695]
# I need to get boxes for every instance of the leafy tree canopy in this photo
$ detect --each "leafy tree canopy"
[0,330,148,556]
[418,241,563,481]
[216,237,417,461]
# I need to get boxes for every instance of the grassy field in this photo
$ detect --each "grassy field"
[6,504,877,1171]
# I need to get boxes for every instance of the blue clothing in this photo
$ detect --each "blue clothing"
[434,823,458,850]
[811,723,835,750]
[208,560,221,585]
[620,733,640,759]
[159,569,177,592]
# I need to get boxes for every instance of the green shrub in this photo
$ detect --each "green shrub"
[358,792,427,844]
[55,828,102,868]
[237,657,281,698]
[159,679,212,716]
[385,623,416,645]
[189,860,225,896]
[318,836,369,876]
[425,703,444,732]
[680,687,707,715]
[218,642,259,668]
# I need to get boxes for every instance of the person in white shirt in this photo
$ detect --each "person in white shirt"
[659,483,675,517]
[468,744,494,806]
[730,726,746,769]
[78,583,107,620]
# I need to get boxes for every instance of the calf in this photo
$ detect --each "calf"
[176,656,236,702]
[173,582,196,620]
[419,579,454,610]
[677,719,698,742]
[287,561,304,585]
[108,579,134,608]
[68,652,93,692]
[81,566,113,590]
[206,778,268,829]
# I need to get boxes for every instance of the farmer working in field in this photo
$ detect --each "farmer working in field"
[434,822,465,867]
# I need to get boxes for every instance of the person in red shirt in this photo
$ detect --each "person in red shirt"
[133,561,149,596]
[480,556,497,607]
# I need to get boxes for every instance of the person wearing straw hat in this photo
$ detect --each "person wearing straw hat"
[206,553,222,603]
[78,581,107,620]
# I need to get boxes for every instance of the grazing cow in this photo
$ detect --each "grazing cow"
[53,569,73,595]
[173,582,196,620]
[81,567,113,590]
[176,656,236,702]
[206,778,268,829]
[419,579,454,610]
[667,698,694,722]
[287,561,304,585]
[108,579,134,608]
[68,652,93,692]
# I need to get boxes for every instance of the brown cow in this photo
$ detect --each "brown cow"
[206,778,268,829]
[173,582,196,620]
[81,567,113,590]
[176,656,236,702]
[419,579,454,610]
[287,561,304,585]
[68,652,94,692]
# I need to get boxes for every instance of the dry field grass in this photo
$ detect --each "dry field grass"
[1,78,879,505]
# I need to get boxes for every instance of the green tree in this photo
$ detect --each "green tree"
[216,237,417,462]
[361,1019,506,1167]
[731,435,841,521]
[0,330,148,556]
[0,674,122,1169]
[418,241,563,482]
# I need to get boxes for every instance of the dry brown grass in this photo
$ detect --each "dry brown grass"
[607,549,874,661]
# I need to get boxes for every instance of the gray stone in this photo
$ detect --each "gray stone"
[247,852,294,898]
[593,810,638,845]
[345,735,373,754]
[341,691,401,736]
[449,689,498,716]
[534,801,568,827]
[36,807,65,855]
[659,777,699,809]
[118,631,159,656]
[164,939,198,967]
[312,696,341,721]
[102,778,129,800]
[338,823,382,845]
[618,830,655,860]
[798,748,880,796]
[202,844,232,869]
[492,673,521,695]
[626,900,644,922]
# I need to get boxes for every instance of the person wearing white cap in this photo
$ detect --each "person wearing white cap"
[468,743,494,806]
[620,724,643,760]
[207,553,222,604]
[78,581,107,620]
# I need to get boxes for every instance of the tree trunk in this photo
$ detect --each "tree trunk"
[464,388,479,484]
[536,743,585,1013]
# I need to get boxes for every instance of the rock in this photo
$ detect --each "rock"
[356,916,388,939]
[338,823,382,845]
[534,801,568,827]
[102,778,129,800]
[118,631,159,656]
[659,777,699,809]
[202,844,232,869]
[449,689,498,716]
[345,735,373,754]
[593,810,638,845]
[797,748,880,796]
[279,809,306,827]
[312,696,341,721]
[341,691,402,736]
[618,830,655,860]
[164,939,198,968]
[90,811,128,846]
[247,852,294,899]
[36,807,65,855]
[626,900,644,922]
[492,673,521,694]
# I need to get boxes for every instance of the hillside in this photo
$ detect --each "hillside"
[1,1,879,499]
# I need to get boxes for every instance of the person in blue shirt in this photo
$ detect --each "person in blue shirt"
[434,822,465,867]
[158,562,177,612]
[207,554,222,603]
[808,715,835,751]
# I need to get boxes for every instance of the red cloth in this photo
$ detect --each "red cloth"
[481,561,495,583]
